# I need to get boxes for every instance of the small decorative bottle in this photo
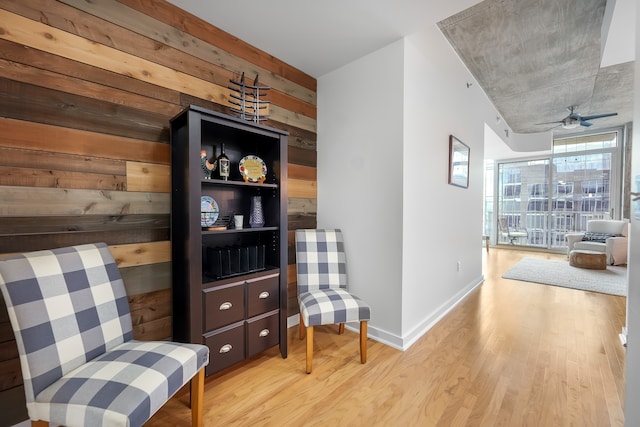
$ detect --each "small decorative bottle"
[218,143,230,181]
[249,196,265,228]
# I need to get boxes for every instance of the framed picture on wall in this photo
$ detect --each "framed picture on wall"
[448,135,470,188]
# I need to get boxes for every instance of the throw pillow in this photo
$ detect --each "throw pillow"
[581,232,620,243]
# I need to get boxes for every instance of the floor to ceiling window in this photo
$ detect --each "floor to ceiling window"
[491,130,622,250]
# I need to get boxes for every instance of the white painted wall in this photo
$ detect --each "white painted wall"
[400,24,494,345]
[317,39,405,345]
[317,25,511,349]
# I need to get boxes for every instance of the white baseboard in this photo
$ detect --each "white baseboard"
[287,274,485,352]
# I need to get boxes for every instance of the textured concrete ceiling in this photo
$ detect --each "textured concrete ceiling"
[169,0,634,137]
[438,0,634,135]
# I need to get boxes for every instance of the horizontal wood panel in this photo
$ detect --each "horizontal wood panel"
[0,186,169,216]
[0,38,181,105]
[288,198,317,215]
[120,262,171,297]
[0,214,169,235]
[289,179,317,199]
[0,166,126,191]
[288,164,316,181]
[0,10,229,107]
[287,214,317,231]
[0,358,21,391]
[0,341,18,364]
[132,316,172,341]
[0,146,126,175]
[0,78,170,143]
[131,300,171,327]
[0,57,181,118]
[110,241,171,268]
[288,145,316,168]
[126,162,170,193]
[0,117,170,164]
[0,228,169,254]
[128,288,171,312]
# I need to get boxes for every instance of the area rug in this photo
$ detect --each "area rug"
[502,257,627,296]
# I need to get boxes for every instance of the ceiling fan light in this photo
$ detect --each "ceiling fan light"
[562,118,581,129]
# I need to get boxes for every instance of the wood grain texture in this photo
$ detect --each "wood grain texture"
[0,78,171,143]
[0,10,229,108]
[0,146,126,175]
[110,241,171,268]
[0,166,125,190]
[0,229,169,255]
[288,198,317,215]
[126,162,170,193]
[288,179,317,199]
[0,57,181,118]
[288,145,317,168]
[0,38,181,105]
[288,164,316,181]
[145,249,626,427]
[0,214,168,235]
[120,262,171,297]
[0,186,169,216]
[0,117,170,164]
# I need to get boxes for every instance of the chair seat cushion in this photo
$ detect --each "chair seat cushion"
[299,288,371,327]
[31,340,209,427]
[573,241,606,252]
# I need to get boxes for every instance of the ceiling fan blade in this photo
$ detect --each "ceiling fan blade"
[580,121,593,127]
[579,112,617,121]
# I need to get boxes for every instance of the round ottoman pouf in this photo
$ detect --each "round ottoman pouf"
[569,250,607,270]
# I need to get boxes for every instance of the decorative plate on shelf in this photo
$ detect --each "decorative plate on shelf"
[200,196,219,227]
[239,155,267,183]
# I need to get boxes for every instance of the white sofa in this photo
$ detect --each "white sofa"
[565,219,629,265]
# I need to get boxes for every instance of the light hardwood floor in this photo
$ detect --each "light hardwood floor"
[148,248,626,426]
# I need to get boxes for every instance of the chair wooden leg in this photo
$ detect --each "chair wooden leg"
[191,367,205,427]
[360,321,368,364]
[32,421,48,427]
[338,322,345,334]
[299,313,305,340]
[306,326,314,374]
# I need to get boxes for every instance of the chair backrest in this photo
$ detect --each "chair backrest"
[295,229,347,294]
[0,243,133,403]
[587,219,628,236]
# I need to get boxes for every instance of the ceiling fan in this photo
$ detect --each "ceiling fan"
[537,106,618,130]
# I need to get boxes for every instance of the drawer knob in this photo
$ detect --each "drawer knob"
[259,329,270,337]
[258,291,270,299]
[219,344,233,353]
[219,302,232,310]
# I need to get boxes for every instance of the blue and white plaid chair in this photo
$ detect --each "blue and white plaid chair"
[0,243,209,427]
[295,229,371,373]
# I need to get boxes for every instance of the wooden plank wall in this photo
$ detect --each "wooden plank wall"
[0,0,316,424]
